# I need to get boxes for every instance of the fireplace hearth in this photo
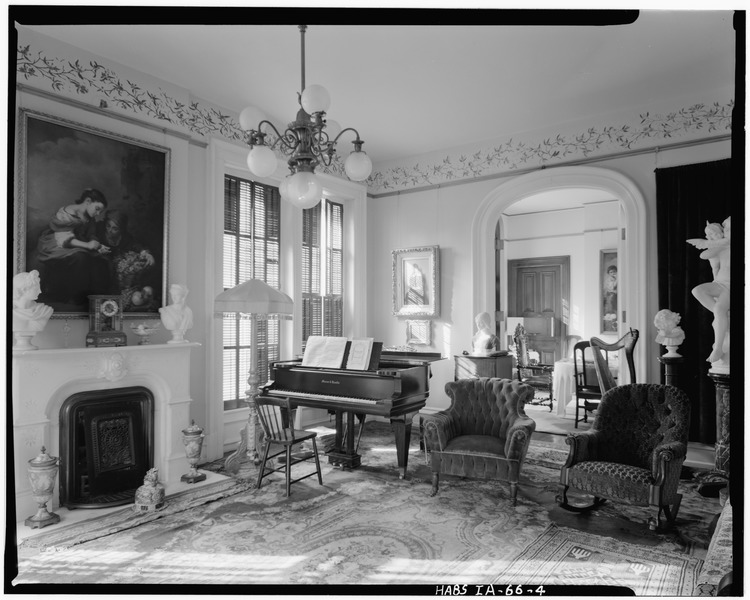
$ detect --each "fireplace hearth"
[60,387,154,509]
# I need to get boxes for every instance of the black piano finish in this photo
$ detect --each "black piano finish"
[261,359,431,477]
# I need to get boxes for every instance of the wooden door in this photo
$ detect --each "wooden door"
[508,256,570,363]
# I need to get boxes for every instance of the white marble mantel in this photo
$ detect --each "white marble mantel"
[12,342,200,521]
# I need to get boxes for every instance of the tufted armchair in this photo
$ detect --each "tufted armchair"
[421,377,536,505]
[557,383,691,530]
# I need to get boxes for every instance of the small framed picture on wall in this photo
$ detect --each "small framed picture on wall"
[600,250,618,333]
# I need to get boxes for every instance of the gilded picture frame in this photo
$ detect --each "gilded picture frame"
[600,249,618,334]
[406,320,431,346]
[15,110,170,318]
[392,245,440,318]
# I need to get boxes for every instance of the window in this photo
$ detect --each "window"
[302,199,344,342]
[222,175,281,410]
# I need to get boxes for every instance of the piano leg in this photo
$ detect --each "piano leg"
[327,410,362,470]
[391,410,419,479]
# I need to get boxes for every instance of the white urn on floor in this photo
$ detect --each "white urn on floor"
[25,446,61,529]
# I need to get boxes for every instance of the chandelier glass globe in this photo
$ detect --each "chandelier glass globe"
[344,150,373,182]
[300,84,331,114]
[239,106,266,132]
[324,119,342,143]
[286,171,322,209]
[247,145,277,178]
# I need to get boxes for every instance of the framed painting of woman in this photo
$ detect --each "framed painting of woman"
[15,110,170,317]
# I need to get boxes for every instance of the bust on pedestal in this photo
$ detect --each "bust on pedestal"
[654,309,685,387]
[12,270,53,352]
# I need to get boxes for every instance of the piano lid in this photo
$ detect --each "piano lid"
[381,349,445,363]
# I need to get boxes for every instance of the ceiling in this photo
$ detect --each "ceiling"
[20,9,736,212]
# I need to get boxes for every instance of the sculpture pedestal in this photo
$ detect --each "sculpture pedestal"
[696,371,730,497]
[658,354,683,387]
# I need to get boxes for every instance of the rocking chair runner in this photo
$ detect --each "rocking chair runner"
[557,383,691,530]
[513,324,554,411]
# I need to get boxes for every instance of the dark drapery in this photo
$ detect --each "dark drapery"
[655,159,732,444]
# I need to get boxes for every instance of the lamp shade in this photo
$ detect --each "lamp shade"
[214,279,293,317]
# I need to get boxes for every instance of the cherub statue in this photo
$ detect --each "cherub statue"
[159,283,194,343]
[471,311,499,355]
[653,309,685,358]
[687,217,731,365]
[12,270,54,350]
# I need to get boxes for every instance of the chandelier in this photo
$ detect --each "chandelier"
[239,25,372,209]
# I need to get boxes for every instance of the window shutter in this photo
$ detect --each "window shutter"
[222,175,281,409]
[302,199,343,342]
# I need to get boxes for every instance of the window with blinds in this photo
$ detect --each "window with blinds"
[222,175,281,410]
[302,199,343,342]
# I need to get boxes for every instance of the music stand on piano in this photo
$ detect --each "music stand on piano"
[215,279,294,474]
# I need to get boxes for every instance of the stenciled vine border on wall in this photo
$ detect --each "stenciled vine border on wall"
[17,44,733,195]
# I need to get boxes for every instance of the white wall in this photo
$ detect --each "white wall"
[366,141,731,413]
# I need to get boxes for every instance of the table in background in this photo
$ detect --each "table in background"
[553,357,620,417]
[553,359,575,416]
[454,353,513,380]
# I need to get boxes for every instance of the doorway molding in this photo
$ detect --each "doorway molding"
[471,165,647,378]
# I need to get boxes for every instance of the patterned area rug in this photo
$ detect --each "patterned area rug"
[503,523,703,595]
[13,421,715,594]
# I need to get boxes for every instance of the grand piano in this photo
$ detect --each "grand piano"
[260,354,435,478]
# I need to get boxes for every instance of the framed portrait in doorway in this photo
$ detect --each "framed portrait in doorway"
[600,250,618,333]
[392,246,440,318]
[15,110,170,318]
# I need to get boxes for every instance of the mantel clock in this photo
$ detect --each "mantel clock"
[86,295,127,348]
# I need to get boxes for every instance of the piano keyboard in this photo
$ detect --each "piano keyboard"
[266,389,379,405]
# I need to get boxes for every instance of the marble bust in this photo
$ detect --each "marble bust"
[653,309,685,358]
[159,283,194,343]
[471,312,499,355]
[12,270,53,351]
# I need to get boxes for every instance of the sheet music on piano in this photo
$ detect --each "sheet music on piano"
[301,336,349,368]
[345,338,374,370]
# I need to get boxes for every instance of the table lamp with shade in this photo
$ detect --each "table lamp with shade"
[214,279,293,474]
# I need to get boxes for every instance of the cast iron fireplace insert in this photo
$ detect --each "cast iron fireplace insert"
[59,386,154,509]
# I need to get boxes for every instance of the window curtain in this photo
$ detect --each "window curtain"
[655,158,732,444]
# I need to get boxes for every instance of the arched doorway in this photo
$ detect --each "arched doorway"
[471,165,648,378]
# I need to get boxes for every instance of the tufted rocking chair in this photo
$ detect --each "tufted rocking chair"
[421,378,537,505]
[557,383,691,530]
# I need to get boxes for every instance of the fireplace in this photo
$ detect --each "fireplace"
[60,386,154,509]
[12,343,199,522]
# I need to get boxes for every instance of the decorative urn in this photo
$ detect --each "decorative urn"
[181,420,207,483]
[25,446,61,529]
